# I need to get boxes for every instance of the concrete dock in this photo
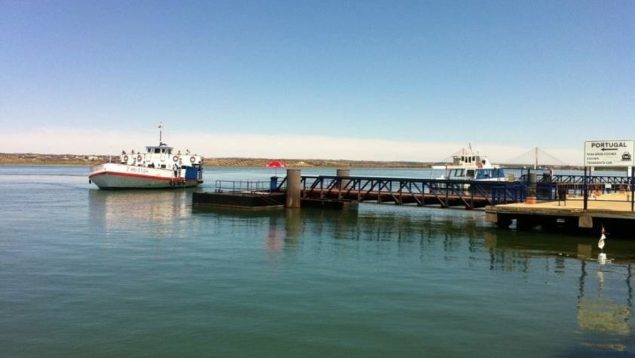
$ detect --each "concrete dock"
[486,192,635,236]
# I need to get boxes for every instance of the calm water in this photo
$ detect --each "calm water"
[1,166,635,357]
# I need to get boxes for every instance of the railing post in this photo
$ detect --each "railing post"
[444,180,449,207]
[631,166,634,212]
[582,166,589,211]
[320,177,324,199]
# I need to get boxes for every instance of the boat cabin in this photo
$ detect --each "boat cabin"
[146,144,172,155]
[119,142,202,170]
[452,154,488,168]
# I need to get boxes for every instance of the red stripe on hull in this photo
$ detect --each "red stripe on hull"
[89,171,175,182]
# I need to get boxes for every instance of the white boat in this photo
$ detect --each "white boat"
[432,147,508,182]
[89,130,203,189]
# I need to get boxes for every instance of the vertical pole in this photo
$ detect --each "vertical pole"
[631,166,634,212]
[583,166,588,211]
[285,169,301,208]
[444,180,449,208]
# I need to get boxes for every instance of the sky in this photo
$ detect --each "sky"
[1,0,634,164]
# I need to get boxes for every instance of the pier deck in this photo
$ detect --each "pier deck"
[486,193,635,235]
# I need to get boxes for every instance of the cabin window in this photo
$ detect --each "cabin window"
[161,164,166,169]
[466,170,475,178]
[154,148,160,154]
[450,169,464,177]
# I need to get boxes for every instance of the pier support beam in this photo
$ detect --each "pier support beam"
[285,169,301,208]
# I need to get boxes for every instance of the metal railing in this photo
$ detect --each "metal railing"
[214,180,272,193]
[296,175,527,209]
[248,172,635,211]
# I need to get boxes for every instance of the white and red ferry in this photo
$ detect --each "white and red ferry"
[89,130,203,189]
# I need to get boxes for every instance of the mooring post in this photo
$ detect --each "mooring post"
[285,169,301,208]
[336,168,350,200]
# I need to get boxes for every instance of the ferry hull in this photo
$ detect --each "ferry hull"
[89,163,201,190]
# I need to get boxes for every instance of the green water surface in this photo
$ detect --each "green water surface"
[1,167,634,357]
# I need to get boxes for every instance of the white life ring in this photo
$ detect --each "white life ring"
[173,155,178,162]
[190,156,195,163]
[123,155,128,162]
[137,155,142,161]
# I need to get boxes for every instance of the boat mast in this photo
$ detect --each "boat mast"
[158,122,163,145]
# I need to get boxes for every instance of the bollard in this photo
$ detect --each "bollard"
[285,169,301,208]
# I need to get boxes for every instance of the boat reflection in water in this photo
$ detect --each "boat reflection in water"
[88,189,194,238]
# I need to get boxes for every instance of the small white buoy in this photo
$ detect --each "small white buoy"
[598,252,607,265]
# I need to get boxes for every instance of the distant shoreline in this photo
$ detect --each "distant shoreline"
[0,152,585,170]
[0,153,432,168]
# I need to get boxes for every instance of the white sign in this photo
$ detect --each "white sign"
[584,140,635,167]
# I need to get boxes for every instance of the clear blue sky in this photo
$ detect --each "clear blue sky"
[1,0,633,162]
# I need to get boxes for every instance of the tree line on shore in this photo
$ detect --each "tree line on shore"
[0,152,583,169]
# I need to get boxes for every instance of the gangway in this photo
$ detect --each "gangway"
[275,175,526,210]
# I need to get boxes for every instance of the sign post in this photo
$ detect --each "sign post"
[582,166,590,211]
[584,140,635,212]
[584,140,635,167]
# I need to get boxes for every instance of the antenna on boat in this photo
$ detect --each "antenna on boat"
[158,122,164,145]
